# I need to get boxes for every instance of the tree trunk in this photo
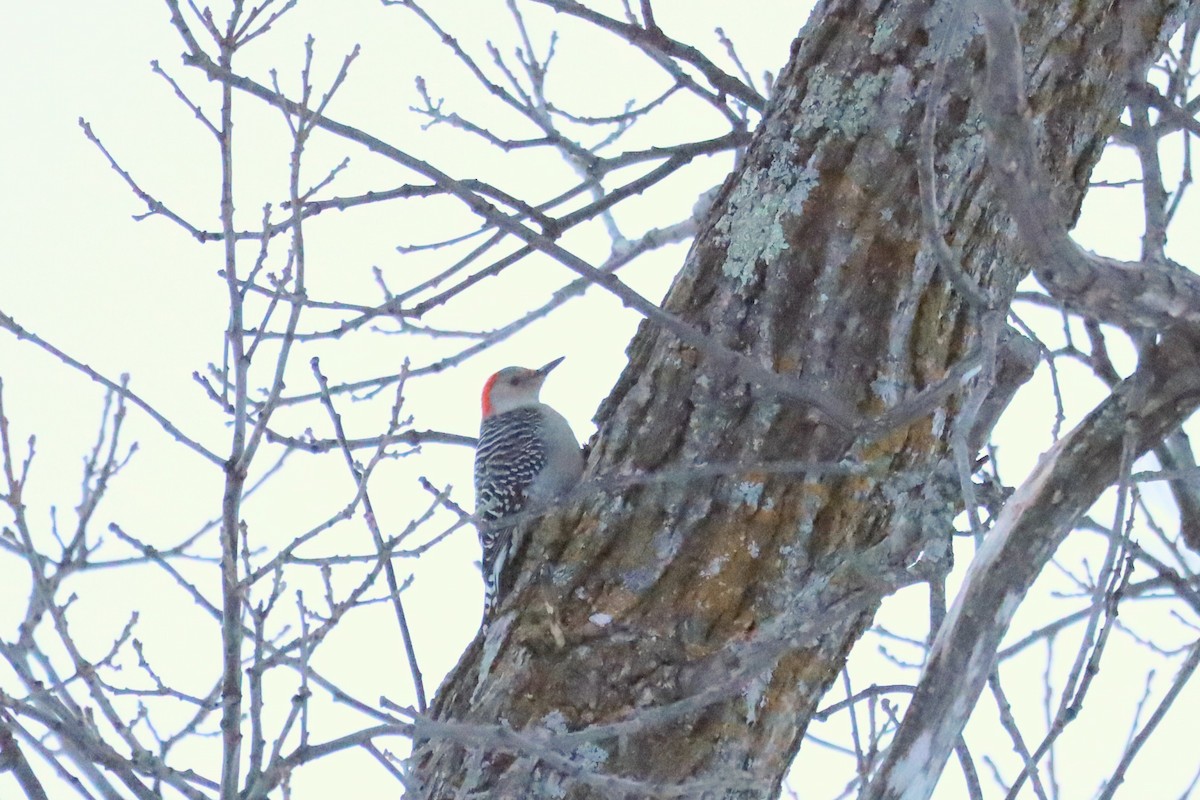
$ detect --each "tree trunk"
[413,0,1189,796]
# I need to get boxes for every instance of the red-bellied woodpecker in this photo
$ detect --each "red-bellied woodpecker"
[474,357,583,619]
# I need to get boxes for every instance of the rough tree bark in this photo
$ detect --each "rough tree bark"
[414,0,1192,797]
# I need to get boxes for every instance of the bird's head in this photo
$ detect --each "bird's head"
[481,357,564,417]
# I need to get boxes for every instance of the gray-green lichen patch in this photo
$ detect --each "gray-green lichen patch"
[540,709,569,734]
[871,372,904,406]
[715,173,793,290]
[700,554,729,578]
[871,8,904,55]
[551,564,579,587]
[572,741,609,770]
[922,1,977,61]
[785,162,822,215]
[799,67,889,140]
[711,89,829,289]
[731,479,765,508]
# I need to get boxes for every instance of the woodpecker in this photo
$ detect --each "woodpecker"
[474,357,583,620]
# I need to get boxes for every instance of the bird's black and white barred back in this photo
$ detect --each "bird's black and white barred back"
[474,406,550,616]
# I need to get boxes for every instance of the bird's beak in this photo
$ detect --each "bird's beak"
[537,356,565,376]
